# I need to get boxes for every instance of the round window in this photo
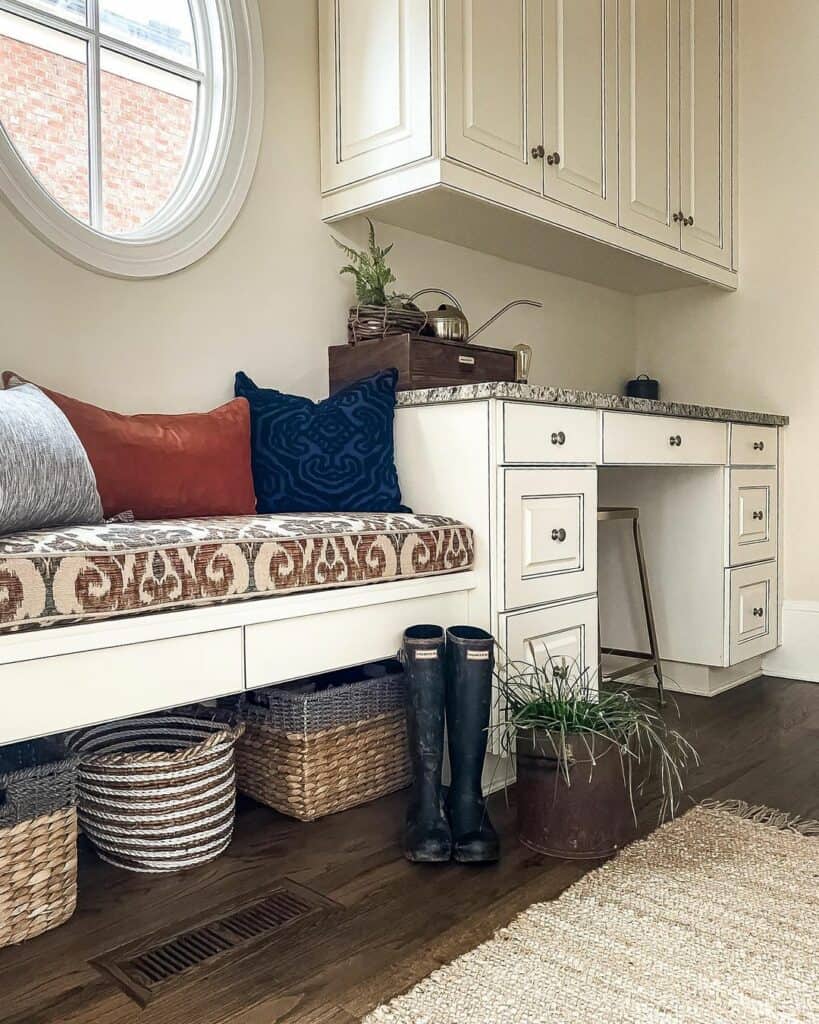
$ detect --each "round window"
[0,0,262,276]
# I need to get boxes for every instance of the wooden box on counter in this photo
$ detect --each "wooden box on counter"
[328,334,517,394]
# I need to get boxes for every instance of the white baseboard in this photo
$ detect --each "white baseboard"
[762,601,819,682]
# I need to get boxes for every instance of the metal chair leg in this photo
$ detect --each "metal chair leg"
[631,516,665,706]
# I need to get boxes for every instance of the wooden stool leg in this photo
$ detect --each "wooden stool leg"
[632,516,665,706]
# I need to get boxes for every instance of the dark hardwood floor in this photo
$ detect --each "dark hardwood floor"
[2,676,817,1024]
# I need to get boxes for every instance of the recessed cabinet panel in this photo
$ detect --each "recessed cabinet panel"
[542,0,617,221]
[729,469,777,566]
[319,0,432,191]
[618,0,681,246]
[679,0,732,267]
[727,561,777,664]
[502,467,597,609]
[444,0,543,190]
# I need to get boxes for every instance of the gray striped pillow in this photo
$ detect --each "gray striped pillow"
[0,383,103,535]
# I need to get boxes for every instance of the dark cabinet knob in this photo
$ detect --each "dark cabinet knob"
[673,211,682,223]
[669,434,683,447]
[753,607,765,618]
[531,145,545,159]
[753,441,765,451]
[550,431,566,446]
[752,510,765,521]
[546,151,561,165]
[551,528,567,542]
[683,215,694,227]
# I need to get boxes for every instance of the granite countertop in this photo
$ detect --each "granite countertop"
[395,382,788,427]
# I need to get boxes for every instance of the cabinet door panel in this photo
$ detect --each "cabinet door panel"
[444,0,543,190]
[320,0,432,192]
[618,0,681,246]
[679,0,732,266]
[726,562,777,664]
[542,0,617,221]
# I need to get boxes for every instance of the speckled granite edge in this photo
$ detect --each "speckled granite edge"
[395,382,788,427]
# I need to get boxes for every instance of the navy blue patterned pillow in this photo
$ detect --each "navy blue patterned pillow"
[235,369,408,513]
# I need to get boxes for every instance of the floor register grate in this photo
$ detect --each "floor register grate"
[93,880,338,1006]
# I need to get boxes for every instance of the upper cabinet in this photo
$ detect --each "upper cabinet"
[319,0,432,192]
[444,0,543,192]
[618,0,681,246]
[542,0,618,222]
[679,0,733,267]
[319,0,737,293]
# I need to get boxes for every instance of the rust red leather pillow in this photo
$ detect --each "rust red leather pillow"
[3,372,256,520]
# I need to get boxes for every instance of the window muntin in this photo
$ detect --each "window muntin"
[0,0,203,235]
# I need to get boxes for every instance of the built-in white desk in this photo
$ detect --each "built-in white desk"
[395,383,788,726]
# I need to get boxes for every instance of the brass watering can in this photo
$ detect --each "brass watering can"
[407,289,542,344]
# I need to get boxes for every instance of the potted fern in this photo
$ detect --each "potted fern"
[332,219,426,342]
[495,649,698,859]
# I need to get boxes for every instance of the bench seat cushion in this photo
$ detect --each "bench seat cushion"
[0,513,474,635]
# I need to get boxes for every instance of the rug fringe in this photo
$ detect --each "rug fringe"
[701,798,819,836]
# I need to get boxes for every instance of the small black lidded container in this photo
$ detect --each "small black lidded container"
[625,374,659,401]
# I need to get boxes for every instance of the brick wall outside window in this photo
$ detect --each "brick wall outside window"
[0,34,194,233]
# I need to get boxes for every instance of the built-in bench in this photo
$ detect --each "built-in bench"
[0,512,476,743]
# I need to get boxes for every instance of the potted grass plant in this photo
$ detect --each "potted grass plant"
[494,649,698,859]
[332,218,426,342]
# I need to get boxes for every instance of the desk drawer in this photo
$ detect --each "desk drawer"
[730,424,778,466]
[726,561,777,664]
[729,469,778,566]
[502,468,597,610]
[502,403,598,464]
[602,413,727,465]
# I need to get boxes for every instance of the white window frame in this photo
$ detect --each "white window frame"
[0,0,263,277]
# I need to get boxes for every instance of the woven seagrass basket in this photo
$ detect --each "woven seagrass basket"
[236,661,411,821]
[66,715,244,874]
[0,742,78,949]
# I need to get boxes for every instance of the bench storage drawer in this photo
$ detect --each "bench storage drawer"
[602,412,727,465]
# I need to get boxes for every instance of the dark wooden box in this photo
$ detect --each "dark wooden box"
[328,334,517,394]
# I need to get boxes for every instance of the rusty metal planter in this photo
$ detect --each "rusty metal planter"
[515,729,637,859]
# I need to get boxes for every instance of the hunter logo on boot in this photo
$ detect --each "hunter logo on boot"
[466,649,490,660]
[415,649,439,660]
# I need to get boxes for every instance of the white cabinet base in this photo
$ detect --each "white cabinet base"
[603,654,764,698]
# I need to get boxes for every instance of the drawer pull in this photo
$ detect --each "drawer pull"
[550,431,566,446]
[753,441,765,451]
[551,528,567,543]
[458,355,476,366]
[669,434,683,447]
[752,510,765,521]
[753,607,765,618]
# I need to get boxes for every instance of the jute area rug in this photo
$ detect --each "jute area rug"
[365,803,818,1024]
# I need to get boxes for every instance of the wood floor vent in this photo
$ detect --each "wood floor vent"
[93,880,337,1006]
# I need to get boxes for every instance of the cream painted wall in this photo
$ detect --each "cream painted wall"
[634,0,818,603]
[0,0,635,413]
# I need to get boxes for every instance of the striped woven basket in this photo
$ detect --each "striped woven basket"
[0,744,78,948]
[66,716,244,874]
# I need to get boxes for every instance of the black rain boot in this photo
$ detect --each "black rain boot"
[445,626,500,863]
[403,625,452,863]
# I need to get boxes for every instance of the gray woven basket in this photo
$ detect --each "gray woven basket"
[237,660,411,821]
[0,742,77,828]
[244,660,406,735]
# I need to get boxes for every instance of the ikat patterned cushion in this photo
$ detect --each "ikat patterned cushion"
[235,369,408,513]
